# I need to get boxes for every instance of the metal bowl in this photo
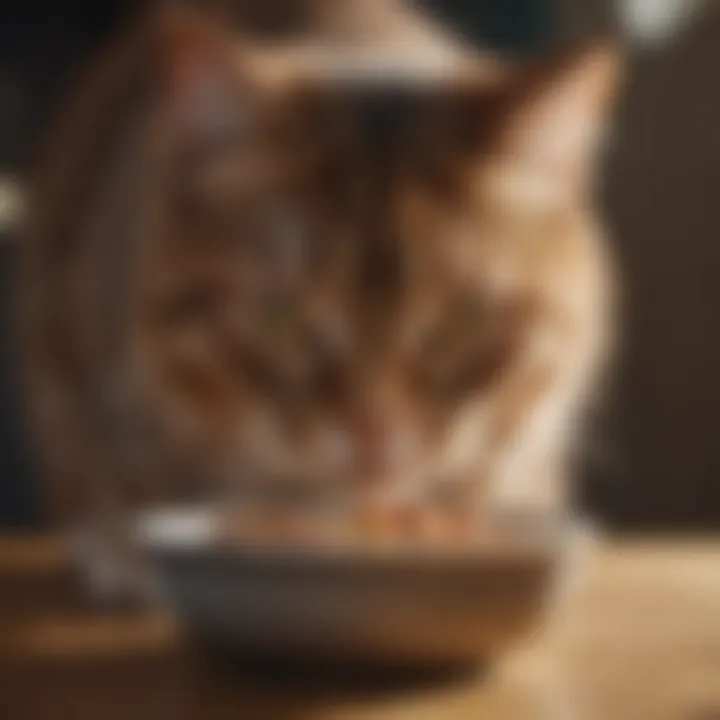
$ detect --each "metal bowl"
[134,507,562,666]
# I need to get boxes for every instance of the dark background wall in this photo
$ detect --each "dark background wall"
[0,1,134,527]
[0,0,718,530]
[600,7,720,528]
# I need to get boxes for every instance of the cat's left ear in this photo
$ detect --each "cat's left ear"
[155,7,258,139]
[496,43,623,195]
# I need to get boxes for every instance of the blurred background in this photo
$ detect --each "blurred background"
[0,0,718,531]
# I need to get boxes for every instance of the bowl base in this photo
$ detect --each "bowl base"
[191,636,489,697]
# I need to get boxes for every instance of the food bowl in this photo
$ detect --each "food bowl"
[134,506,564,667]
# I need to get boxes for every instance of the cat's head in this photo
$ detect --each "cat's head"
[132,10,621,499]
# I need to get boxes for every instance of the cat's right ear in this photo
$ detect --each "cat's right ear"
[493,43,622,198]
[154,7,255,139]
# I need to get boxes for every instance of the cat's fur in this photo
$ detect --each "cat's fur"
[177,0,471,48]
[21,5,619,599]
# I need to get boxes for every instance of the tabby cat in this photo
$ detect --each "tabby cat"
[21,4,619,599]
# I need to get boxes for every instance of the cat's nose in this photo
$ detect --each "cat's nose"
[353,413,413,478]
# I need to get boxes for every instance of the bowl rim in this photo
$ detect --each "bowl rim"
[131,504,567,566]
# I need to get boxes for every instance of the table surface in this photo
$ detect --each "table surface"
[1,534,719,720]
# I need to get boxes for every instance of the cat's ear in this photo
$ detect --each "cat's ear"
[154,7,255,138]
[495,43,622,196]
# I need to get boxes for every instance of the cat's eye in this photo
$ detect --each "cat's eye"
[257,295,348,348]
[414,295,507,398]
[257,297,318,344]
[259,296,299,337]
[428,297,487,349]
[305,310,352,354]
[159,284,219,323]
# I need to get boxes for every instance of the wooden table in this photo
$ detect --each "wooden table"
[1,535,719,720]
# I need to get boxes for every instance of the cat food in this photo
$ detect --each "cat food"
[216,501,480,550]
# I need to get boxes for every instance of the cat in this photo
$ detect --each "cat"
[20,5,620,601]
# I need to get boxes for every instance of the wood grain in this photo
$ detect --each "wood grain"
[1,535,719,719]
